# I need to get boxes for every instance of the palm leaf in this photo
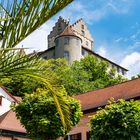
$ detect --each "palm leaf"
[0,48,71,130]
[0,0,73,131]
[0,0,73,47]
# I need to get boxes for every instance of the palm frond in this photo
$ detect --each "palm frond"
[0,0,74,131]
[0,48,71,129]
[0,0,73,47]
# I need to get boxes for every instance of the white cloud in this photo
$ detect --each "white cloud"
[16,19,55,53]
[107,0,132,14]
[97,46,107,57]
[115,37,123,42]
[120,52,140,78]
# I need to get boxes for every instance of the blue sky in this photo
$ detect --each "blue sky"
[17,0,140,78]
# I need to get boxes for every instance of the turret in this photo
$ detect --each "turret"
[55,26,82,64]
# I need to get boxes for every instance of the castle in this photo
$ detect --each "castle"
[39,16,128,76]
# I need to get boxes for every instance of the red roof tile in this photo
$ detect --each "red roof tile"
[14,96,22,102]
[59,26,77,37]
[75,78,140,111]
[0,110,26,133]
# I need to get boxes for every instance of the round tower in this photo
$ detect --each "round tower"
[54,26,82,64]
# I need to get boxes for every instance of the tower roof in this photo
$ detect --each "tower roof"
[55,26,82,42]
[59,26,78,37]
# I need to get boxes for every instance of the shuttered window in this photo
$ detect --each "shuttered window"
[64,133,82,140]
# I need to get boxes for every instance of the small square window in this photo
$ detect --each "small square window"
[55,39,59,46]
[64,37,69,45]
[86,41,88,46]
[117,67,120,73]
[43,55,48,60]
[81,30,85,36]
[82,50,85,55]
[58,23,61,28]
[81,24,84,29]
[70,133,81,140]
[64,51,69,60]
[122,69,126,75]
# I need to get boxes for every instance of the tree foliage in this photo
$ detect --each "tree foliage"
[3,56,126,96]
[12,88,82,140]
[0,0,74,131]
[41,56,126,96]
[90,99,140,140]
[62,56,126,95]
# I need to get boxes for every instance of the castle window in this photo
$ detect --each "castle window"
[55,39,59,46]
[86,41,88,46]
[58,23,62,32]
[81,24,84,29]
[64,37,69,45]
[81,30,85,36]
[64,51,69,60]
[43,55,48,60]
[58,23,61,28]
[122,69,126,75]
[117,66,120,73]
[112,64,115,69]
[82,50,85,56]
[70,133,81,140]
[76,38,79,45]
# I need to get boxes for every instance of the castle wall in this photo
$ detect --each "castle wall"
[71,19,94,50]
[55,36,82,64]
[48,17,69,48]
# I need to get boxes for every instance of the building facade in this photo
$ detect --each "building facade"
[39,16,128,76]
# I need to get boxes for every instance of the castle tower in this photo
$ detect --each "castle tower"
[48,16,69,48]
[38,17,128,77]
[71,18,94,50]
[54,26,82,64]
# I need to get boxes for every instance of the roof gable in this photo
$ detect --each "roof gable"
[0,85,18,103]
[0,110,26,133]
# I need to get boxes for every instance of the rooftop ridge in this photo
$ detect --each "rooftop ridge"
[75,78,140,97]
[75,77,140,111]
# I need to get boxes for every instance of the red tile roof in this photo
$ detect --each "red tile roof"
[0,110,26,133]
[75,78,140,111]
[58,26,79,38]
[14,96,22,102]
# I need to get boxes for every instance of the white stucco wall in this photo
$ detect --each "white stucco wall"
[0,87,15,115]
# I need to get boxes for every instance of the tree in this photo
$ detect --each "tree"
[60,56,126,95]
[0,0,73,131]
[1,76,42,96]
[0,58,69,96]
[1,56,126,97]
[90,99,140,140]
[12,88,82,140]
